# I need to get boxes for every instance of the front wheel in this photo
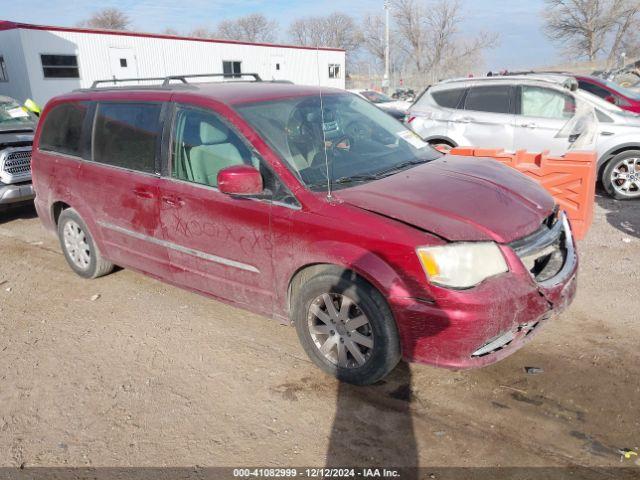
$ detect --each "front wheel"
[58,208,114,279]
[293,272,401,385]
[602,151,640,200]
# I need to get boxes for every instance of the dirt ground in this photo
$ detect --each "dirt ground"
[0,190,639,476]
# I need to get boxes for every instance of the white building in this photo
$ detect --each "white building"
[0,20,346,106]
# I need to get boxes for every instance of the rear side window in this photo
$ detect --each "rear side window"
[431,88,465,109]
[93,102,162,173]
[595,109,613,123]
[39,102,89,157]
[464,86,512,114]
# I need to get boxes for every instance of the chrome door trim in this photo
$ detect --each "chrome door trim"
[97,221,260,273]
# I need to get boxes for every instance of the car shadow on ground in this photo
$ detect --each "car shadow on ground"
[325,362,418,476]
[0,204,38,225]
[595,187,640,239]
[324,258,450,479]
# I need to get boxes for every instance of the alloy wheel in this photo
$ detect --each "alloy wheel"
[610,157,640,197]
[307,293,374,369]
[63,220,91,270]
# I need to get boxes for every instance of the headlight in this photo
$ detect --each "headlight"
[416,242,508,289]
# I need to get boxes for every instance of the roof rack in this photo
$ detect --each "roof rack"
[162,73,262,85]
[439,73,578,91]
[89,72,262,89]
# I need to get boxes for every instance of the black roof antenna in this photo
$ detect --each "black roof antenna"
[316,46,332,201]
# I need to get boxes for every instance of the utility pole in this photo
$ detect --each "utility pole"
[383,0,390,93]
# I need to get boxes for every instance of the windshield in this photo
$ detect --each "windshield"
[236,93,440,191]
[0,99,35,128]
[602,78,640,100]
[360,90,393,104]
[576,89,640,118]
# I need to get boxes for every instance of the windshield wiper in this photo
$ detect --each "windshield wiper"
[375,159,430,177]
[334,159,430,185]
[308,159,430,189]
[335,174,383,184]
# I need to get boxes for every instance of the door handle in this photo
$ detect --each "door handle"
[520,122,538,128]
[459,117,475,123]
[600,131,614,136]
[161,195,184,207]
[133,188,154,199]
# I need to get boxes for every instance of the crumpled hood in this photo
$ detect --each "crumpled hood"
[336,155,555,243]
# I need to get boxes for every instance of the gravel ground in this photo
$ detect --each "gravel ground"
[0,191,639,475]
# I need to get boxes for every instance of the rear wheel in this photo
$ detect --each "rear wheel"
[602,150,640,200]
[58,208,114,279]
[293,271,401,385]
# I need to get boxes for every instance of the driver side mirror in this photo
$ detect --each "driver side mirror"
[217,165,263,196]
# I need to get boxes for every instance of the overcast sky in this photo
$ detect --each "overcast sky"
[1,0,559,71]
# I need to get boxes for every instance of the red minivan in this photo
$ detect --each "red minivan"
[31,77,578,385]
[576,75,640,114]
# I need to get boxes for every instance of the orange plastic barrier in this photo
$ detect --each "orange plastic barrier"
[449,147,597,240]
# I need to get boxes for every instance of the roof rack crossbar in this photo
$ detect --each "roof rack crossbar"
[88,73,262,90]
[439,73,578,91]
[90,77,177,88]
[162,73,262,86]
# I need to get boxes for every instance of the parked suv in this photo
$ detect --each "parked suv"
[0,95,36,209]
[408,75,640,199]
[32,78,578,384]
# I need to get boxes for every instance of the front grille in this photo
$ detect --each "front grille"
[510,209,567,283]
[0,147,32,184]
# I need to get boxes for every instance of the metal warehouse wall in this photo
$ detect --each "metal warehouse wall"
[11,28,346,105]
[0,29,32,102]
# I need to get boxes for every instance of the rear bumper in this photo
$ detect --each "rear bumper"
[392,215,578,369]
[0,182,34,206]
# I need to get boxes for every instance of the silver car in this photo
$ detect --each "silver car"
[408,74,640,199]
[0,96,36,209]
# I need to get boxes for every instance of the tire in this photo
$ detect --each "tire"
[57,208,114,279]
[293,271,401,385]
[602,150,640,200]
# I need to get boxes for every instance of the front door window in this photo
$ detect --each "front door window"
[521,86,575,119]
[172,107,249,188]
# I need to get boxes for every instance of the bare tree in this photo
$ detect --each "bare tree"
[162,27,179,36]
[289,12,363,58]
[392,0,428,72]
[619,19,640,59]
[78,8,130,30]
[606,0,640,64]
[215,14,278,43]
[543,0,640,62]
[289,16,323,46]
[361,14,387,64]
[361,13,409,76]
[189,27,212,38]
[392,0,497,81]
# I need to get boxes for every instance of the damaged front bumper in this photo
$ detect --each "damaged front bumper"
[391,213,578,369]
